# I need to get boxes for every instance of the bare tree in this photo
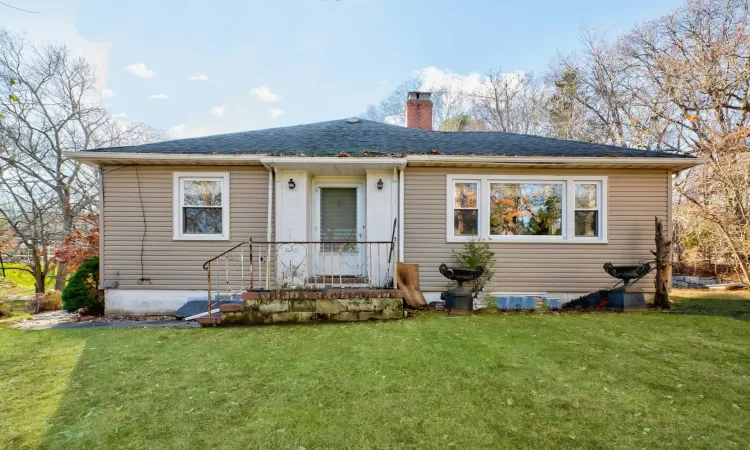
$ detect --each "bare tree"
[362,78,421,125]
[624,0,750,283]
[363,0,750,283]
[0,28,165,293]
[675,131,750,283]
[361,75,473,130]
[553,0,750,282]
[471,70,549,135]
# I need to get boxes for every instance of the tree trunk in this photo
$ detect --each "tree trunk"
[653,217,671,309]
[32,268,45,294]
[54,264,67,292]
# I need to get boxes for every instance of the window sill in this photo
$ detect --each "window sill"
[173,234,231,241]
[446,237,608,244]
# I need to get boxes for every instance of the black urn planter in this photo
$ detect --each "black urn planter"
[603,262,653,310]
[439,264,484,314]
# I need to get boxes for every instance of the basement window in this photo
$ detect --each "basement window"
[173,172,230,240]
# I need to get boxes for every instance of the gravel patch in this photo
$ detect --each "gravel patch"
[12,311,198,330]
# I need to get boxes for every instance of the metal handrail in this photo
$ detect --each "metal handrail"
[202,240,395,271]
[252,240,394,244]
[201,238,399,315]
[202,241,249,270]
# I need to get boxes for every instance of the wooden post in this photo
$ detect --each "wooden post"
[653,216,672,309]
[393,238,398,290]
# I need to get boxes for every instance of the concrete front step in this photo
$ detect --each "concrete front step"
[197,316,222,326]
[219,303,244,312]
[243,289,404,300]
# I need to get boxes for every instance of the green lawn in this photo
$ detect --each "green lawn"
[0,263,57,295]
[1,290,749,449]
[1,264,59,323]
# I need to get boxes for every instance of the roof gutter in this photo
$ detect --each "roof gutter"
[63,152,409,168]
[405,154,707,169]
[62,151,267,166]
[64,151,706,170]
[260,156,407,169]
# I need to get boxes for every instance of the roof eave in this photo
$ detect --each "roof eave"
[64,151,706,171]
[63,151,267,167]
[405,154,706,171]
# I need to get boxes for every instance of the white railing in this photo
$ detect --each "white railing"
[203,239,399,314]
[252,240,398,290]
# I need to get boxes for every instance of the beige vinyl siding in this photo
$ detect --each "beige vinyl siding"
[403,167,668,293]
[101,165,269,290]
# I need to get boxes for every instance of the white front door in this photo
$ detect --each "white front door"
[313,182,365,277]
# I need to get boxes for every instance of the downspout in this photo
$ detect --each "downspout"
[398,167,405,262]
[267,167,274,243]
[267,167,276,290]
[98,167,105,289]
[667,169,673,278]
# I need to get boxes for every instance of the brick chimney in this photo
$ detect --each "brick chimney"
[405,91,433,130]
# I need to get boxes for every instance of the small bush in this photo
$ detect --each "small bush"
[40,290,62,312]
[62,256,104,315]
[452,239,496,294]
[27,290,64,314]
[0,301,10,318]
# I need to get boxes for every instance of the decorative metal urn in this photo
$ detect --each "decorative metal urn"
[602,262,653,310]
[439,264,485,314]
[603,262,653,286]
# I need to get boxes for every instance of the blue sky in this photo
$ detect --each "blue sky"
[2,0,680,138]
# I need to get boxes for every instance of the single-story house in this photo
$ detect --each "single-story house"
[67,92,704,315]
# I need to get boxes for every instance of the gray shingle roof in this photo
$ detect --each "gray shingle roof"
[89,118,691,159]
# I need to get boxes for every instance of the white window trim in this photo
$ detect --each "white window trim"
[448,179,481,240]
[572,181,604,242]
[173,172,231,241]
[446,174,608,244]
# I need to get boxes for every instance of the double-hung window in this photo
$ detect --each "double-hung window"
[452,181,479,237]
[574,182,601,237]
[447,175,607,243]
[173,172,230,240]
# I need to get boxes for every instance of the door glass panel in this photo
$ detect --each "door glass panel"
[320,188,357,252]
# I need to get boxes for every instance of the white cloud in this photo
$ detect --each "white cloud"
[270,108,284,119]
[148,93,169,100]
[415,66,532,115]
[169,124,186,137]
[112,112,128,119]
[189,74,209,81]
[169,123,222,139]
[250,86,280,103]
[126,63,156,79]
[209,105,225,117]
[102,88,116,98]
[418,66,484,95]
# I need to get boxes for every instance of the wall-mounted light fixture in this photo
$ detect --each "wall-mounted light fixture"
[377,179,384,190]
[288,178,296,190]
